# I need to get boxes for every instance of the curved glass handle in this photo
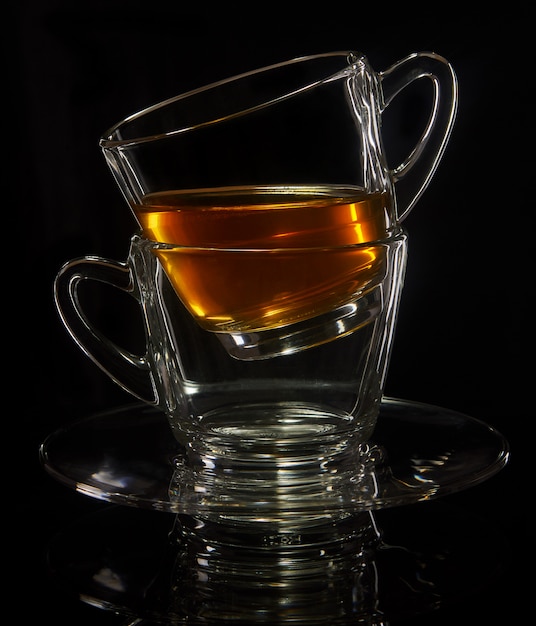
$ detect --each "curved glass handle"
[53,256,155,403]
[380,52,458,222]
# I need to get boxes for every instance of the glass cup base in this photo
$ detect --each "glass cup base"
[216,286,382,360]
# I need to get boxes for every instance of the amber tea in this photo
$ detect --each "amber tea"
[133,186,393,333]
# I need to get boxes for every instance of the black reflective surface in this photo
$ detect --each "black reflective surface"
[14,2,530,623]
[21,461,528,625]
[45,501,510,624]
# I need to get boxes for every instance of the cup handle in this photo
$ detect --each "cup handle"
[54,255,155,404]
[380,51,458,222]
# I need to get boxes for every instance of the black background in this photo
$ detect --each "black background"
[11,1,531,623]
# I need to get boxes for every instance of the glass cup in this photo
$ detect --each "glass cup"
[53,51,457,520]
[94,50,456,358]
[55,231,406,521]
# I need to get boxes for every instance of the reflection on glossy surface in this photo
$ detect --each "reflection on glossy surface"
[46,501,509,624]
[41,398,510,622]
[40,398,509,515]
[170,513,384,623]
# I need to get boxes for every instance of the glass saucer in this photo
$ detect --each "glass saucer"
[40,397,509,514]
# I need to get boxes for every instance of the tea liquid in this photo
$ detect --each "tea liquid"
[133,186,392,332]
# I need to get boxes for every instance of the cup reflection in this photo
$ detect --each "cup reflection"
[169,511,384,624]
[46,501,508,625]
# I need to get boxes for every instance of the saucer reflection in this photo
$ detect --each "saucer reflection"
[46,501,508,624]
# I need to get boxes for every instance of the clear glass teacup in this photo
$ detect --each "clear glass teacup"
[54,51,457,520]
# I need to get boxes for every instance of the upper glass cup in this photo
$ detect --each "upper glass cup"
[97,51,457,358]
[99,51,457,225]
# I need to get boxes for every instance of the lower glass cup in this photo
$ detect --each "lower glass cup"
[54,230,407,521]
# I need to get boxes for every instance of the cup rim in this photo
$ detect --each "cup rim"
[99,51,366,149]
[132,228,406,254]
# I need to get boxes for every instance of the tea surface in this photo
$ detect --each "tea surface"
[134,185,392,248]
